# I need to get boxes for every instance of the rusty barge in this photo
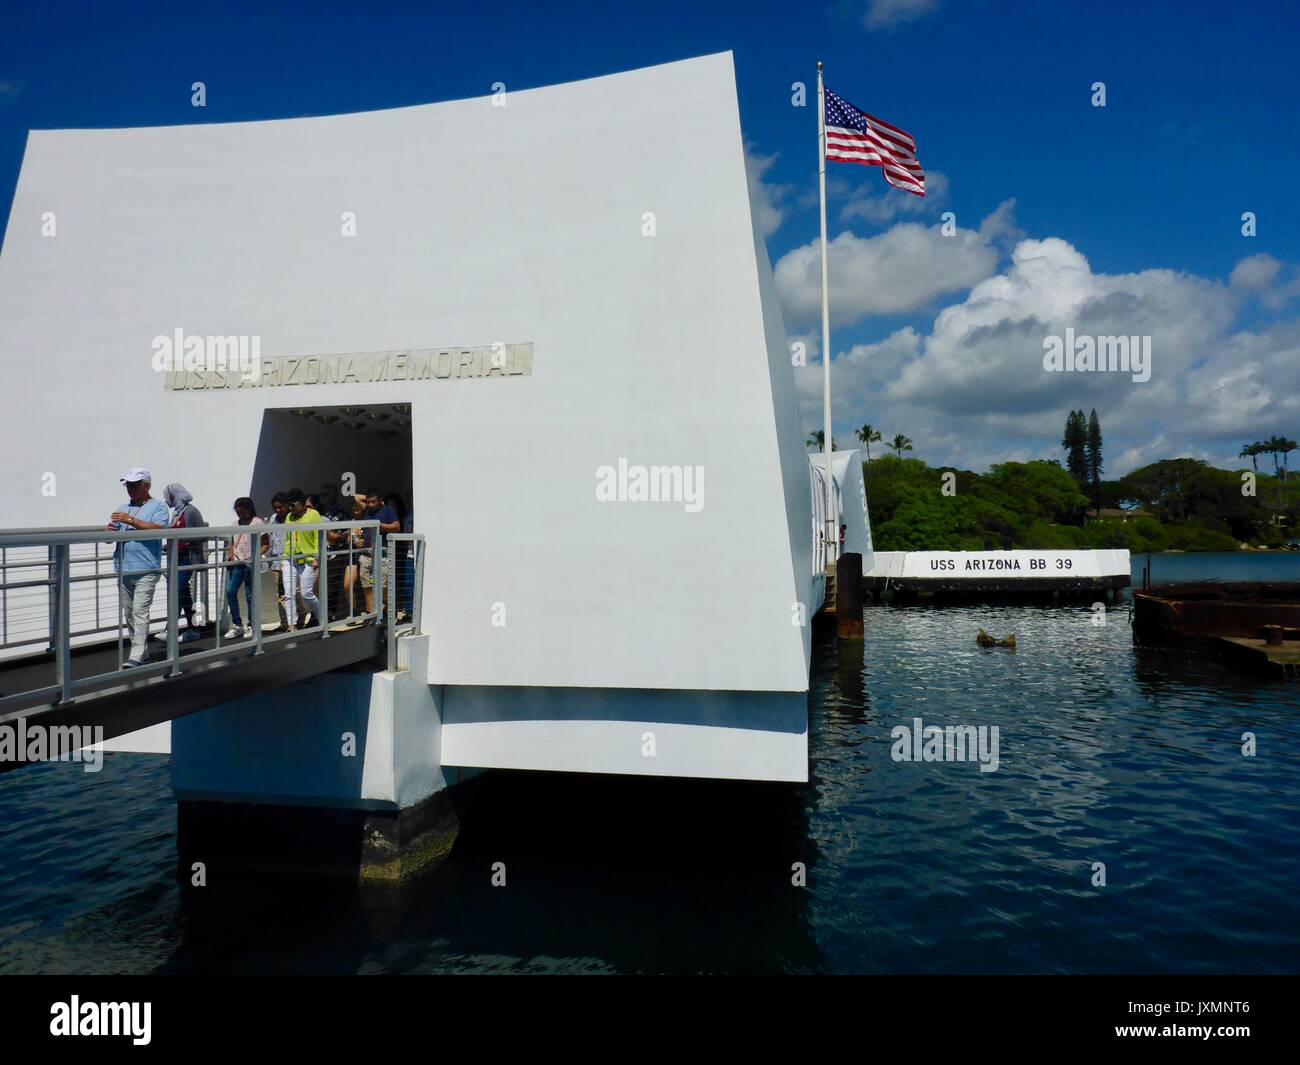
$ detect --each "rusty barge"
[1132,581,1300,678]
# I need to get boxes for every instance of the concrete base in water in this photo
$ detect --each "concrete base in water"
[171,634,473,883]
[177,785,462,884]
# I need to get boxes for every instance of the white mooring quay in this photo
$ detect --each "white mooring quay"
[864,549,1131,598]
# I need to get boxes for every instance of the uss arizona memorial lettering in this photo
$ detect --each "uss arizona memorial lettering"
[165,342,533,391]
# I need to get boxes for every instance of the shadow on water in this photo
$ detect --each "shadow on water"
[161,627,879,974]
[0,626,890,974]
[823,630,870,731]
[164,768,826,974]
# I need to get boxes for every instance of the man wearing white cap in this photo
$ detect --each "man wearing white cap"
[107,468,168,667]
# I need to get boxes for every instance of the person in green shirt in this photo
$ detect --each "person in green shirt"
[285,488,323,629]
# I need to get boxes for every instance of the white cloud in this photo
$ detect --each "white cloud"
[860,0,940,30]
[773,212,1000,327]
[1230,253,1281,290]
[744,145,791,239]
[803,234,1300,476]
[794,328,922,434]
[1227,253,1300,311]
[840,169,949,224]
[1111,435,1212,474]
[757,149,1295,477]
[977,198,1024,247]
[886,237,1238,420]
[1261,277,1300,312]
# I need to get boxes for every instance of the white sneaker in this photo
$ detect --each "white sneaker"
[223,626,245,639]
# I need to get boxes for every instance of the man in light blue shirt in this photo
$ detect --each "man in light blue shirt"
[107,467,168,666]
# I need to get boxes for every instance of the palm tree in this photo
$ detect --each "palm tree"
[1240,442,1264,472]
[889,433,913,457]
[856,423,882,462]
[1264,436,1285,478]
[806,430,831,451]
[1277,437,1298,481]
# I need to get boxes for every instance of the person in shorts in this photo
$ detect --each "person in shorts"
[359,492,401,613]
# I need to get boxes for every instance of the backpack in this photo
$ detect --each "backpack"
[174,503,209,559]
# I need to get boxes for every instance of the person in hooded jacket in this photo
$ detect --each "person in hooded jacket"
[163,483,207,642]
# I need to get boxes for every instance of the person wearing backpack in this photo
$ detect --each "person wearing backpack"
[163,483,207,642]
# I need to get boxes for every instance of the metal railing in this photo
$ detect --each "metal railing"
[385,533,426,671]
[0,520,425,713]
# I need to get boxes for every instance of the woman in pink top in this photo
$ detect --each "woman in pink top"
[224,497,266,638]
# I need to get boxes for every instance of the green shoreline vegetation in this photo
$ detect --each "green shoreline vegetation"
[811,414,1299,553]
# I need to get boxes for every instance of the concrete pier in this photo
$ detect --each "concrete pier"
[864,549,1130,601]
[1132,581,1300,679]
[171,636,470,883]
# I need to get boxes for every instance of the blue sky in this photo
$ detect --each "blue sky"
[2,0,1297,474]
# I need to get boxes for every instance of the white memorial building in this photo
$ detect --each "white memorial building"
[0,51,829,815]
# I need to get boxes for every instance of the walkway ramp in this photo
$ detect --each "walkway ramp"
[0,520,423,773]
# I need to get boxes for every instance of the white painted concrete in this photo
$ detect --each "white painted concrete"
[101,722,170,754]
[1,53,813,783]
[440,686,807,783]
[866,549,1131,581]
[810,450,873,566]
[171,636,446,809]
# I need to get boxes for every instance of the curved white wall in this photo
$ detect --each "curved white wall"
[0,53,812,704]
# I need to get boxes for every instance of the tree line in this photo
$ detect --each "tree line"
[816,408,1297,552]
[1239,437,1297,480]
[863,452,1298,552]
[806,424,911,459]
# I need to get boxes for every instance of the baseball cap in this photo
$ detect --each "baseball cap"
[120,467,152,484]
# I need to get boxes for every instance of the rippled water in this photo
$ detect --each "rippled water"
[1,553,1297,973]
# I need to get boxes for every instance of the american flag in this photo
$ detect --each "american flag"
[823,87,925,197]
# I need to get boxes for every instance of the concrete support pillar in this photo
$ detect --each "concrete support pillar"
[835,552,864,638]
[171,635,469,883]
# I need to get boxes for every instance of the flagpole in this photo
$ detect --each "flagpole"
[817,61,836,565]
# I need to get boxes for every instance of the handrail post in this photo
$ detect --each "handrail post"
[115,559,125,670]
[166,542,180,678]
[213,540,223,650]
[318,522,329,640]
[46,544,56,653]
[385,534,396,671]
[251,529,264,656]
[413,536,425,632]
[53,544,72,704]
[374,528,383,626]
[201,538,211,632]
[346,535,354,622]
